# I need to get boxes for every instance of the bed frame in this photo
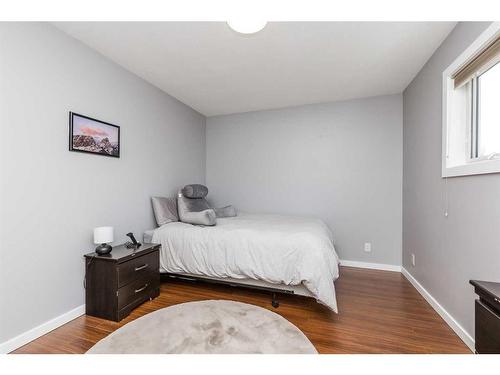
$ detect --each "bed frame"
[160,272,309,308]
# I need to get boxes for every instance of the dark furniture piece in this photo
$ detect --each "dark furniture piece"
[470,280,500,354]
[84,243,160,321]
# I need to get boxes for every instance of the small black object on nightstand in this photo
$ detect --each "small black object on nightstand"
[470,280,500,353]
[125,232,141,249]
[84,243,160,321]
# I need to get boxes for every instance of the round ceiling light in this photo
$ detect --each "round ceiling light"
[227,20,267,35]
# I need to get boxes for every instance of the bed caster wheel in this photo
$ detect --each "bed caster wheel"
[271,293,279,308]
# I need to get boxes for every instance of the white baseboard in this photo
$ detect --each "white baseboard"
[401,267,474,352]
[0,304,85,354]
[340,259,402,272]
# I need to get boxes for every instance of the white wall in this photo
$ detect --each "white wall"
[0,23,205,345]
[403,22,496,339]
[206,95,402,265]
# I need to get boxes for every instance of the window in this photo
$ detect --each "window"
[442,23,500,177]
[476,63,500,158]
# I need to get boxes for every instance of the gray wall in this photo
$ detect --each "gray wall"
[206,95,403,265]
[403,22,497,338]
[0,23,205,343]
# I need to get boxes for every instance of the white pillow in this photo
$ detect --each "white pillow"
[151,197,178,227]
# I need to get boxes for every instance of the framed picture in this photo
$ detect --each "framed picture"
[69,112,120,158]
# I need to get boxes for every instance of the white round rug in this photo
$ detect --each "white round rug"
[87,300,317,354]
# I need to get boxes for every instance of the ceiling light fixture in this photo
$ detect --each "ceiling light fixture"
[227,20,267,35]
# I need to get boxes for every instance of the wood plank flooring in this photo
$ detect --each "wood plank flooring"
[12,267,470,354]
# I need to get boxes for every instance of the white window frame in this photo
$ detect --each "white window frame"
[442,22,500,178]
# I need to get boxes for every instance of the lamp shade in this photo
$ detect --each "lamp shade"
[93,226,113,244]
[227,20,267,34]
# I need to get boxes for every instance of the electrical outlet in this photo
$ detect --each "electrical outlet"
[364,242,372,252]
[411,253,416,267]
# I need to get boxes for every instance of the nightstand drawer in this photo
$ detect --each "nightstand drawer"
[117,251,159,288]
[476,300,500,353]
[118,276,155,310]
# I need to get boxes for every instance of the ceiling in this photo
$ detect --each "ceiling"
[53,22,456,116]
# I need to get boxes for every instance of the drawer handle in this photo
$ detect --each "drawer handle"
[495,298,500,303]
[134,264,148,272]
[135,283,148,293]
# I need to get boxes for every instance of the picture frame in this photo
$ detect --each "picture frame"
[69,112,120,158]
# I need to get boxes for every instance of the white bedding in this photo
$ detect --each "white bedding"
[151,213,340,311]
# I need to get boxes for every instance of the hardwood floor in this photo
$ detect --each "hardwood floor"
[12,267,470,354]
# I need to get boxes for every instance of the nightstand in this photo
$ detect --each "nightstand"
[84,243,160,321]
[470,280,500,353]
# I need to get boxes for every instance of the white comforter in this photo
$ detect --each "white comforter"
[152,213,340,311]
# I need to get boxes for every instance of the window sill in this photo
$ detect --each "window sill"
[443,158,500,177]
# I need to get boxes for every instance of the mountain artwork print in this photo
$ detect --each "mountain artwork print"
[69,112,120,158]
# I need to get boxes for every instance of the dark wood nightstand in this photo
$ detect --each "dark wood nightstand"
[470,280,500,354]
[84,243,160,321]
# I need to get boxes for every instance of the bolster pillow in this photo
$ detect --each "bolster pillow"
[181,184,209,199]
[177,194,216,226]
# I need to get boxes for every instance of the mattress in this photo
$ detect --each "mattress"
[147,213,340,311]
[145,229,315,298]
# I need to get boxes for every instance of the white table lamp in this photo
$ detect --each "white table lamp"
[94,226,114,255]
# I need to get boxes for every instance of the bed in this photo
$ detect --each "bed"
[144,212,340,312]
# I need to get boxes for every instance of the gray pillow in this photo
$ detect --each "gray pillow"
[180,194,210,212]
[215,205,237,218]
[151,197,179,227]
[177,194,216,226]
[181,184,209,199]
